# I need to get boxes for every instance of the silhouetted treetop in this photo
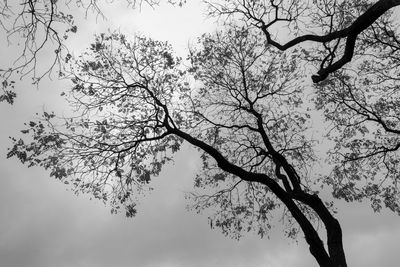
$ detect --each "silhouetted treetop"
[4,1,400,267]
[207,0,400,82]
[8,27,348,266]
[0,0,185,104]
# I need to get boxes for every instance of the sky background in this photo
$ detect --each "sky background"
[1,1,400,266]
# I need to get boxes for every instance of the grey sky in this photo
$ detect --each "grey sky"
[1,1,400,267]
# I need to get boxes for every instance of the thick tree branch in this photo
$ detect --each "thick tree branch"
[293,193,347,267]
[258,0,400,82]
[167,124,333,266]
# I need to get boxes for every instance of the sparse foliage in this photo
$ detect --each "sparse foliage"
[8,27,346,267]
[314,36,400,214]
[207,0,400,82]
[4,1,400,267]
[0,0,186,104]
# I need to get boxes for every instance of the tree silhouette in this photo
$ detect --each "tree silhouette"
[1,0,397,97]
[0,0,184,104]
[4,1,400,267]
[207,0,400,82]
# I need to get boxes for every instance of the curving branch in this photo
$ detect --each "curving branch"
[211,0,400,83]
[166,124,333,266]
[8,29,350,266]
[263,0,400,82]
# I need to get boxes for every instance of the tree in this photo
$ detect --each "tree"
[1,0,398,97]
[4,1,400,267]
[314,53,400,214]
[0,0,184,104]
[207,0,400,82]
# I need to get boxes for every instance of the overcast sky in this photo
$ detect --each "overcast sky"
[1,1,400,267]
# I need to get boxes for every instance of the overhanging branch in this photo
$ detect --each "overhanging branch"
[257,0,400,82]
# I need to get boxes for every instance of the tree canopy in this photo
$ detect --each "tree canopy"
[3,1,400,267]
